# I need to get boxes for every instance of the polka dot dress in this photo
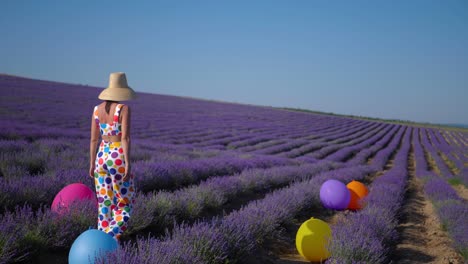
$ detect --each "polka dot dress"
[94,104,123,136]
[93,104,136,242]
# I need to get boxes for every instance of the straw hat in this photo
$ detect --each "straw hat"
[98,72,136,101]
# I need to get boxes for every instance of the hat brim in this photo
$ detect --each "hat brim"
[98,87,137,101]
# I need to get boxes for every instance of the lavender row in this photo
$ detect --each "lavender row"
[252,139,310,155]
[419,128,455,178]
[368,126,407,170]
[195,126,326,148]
[420,128,468,186]
[236,139,286,152]
[252,121,378,156]
[127,161,341,236]
[413,128,464,191]
[227,134,282,150]
[426,129,466,175]
[8,73,464,166]
[0,162,338,263]
[297,124,404,171]
[286,119,372,144]
[444,131,463,147]
[281,141,329,159]
[0,135,231,181]
[0,138,90,179]
[453,131,468,147]
[169,131,234,145]
[324,123,394,162]
[0,201,96,264]
[327,127,411,263]
[260,121,381,158]
[2,75,379,152]
[305,122,385,159]
[347,125,402,166]
[413,128,468,260]
[227,123,336,150]
[286,118,359,139]
[0,152,294,213]
[316,119,376,143]
[276,121,375,158]
[435,199,468,261]
[134,153,296,193]
[0,120,86,141]
[0,136,232,181]
[97,165,377,264]
[0,169,93,213]
[147,111,363,150]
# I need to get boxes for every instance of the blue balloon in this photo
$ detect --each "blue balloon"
[69,229,118,264]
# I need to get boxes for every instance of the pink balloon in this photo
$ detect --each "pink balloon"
[52,183,97,214]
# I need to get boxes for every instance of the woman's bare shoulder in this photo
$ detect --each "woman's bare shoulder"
[118,104,130,118]
[95,102,105,109]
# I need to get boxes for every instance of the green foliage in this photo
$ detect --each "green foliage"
[20,230,47,250]
[460,248,468,261]
[447,178,462,186]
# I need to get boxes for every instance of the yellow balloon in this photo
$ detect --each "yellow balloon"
[296,217,332,262]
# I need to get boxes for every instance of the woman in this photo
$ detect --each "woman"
[89,72,136,243]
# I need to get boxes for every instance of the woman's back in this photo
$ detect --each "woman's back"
[93,102,126,136]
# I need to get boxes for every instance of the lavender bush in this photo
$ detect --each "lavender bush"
[327,127,411,263]
[413,127,468,260]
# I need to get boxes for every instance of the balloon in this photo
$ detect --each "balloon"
[69,229,118,264]
[52,183,97,214]
[347,180,369,210]
[296,217,332,262]
[319,179,350,210]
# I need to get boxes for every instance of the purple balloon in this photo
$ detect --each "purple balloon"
[320,179,350,210]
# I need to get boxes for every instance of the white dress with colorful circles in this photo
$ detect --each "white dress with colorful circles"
[93,103,136,242]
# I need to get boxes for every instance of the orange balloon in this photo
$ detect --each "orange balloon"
[346,180,369,210]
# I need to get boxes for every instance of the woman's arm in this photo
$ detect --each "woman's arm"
[121,105,131,180]
[89,110,100,178]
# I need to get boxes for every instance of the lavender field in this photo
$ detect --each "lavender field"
[0,74,467,264]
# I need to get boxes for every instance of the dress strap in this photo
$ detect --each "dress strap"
[113,104,124,124]
[93,105,100,128]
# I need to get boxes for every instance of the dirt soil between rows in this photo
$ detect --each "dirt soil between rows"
[243,207,339,264]
[392,173,464,263]
[245,148,466,263]
[453,184,468,201]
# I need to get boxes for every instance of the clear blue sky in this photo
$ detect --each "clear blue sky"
[2,1,467,124]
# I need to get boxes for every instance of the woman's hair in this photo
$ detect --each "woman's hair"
[105,100,118,114]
